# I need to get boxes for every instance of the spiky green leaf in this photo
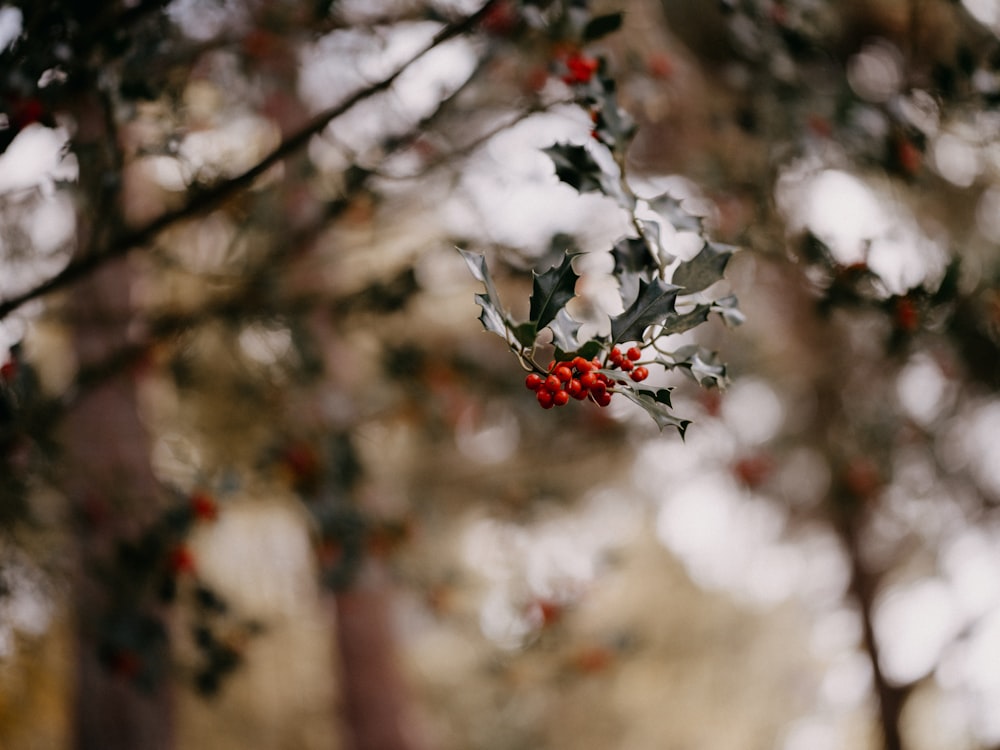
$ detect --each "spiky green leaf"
[672,241,736,293]
[583,12,623,41]
[610,278,680,345]
[530,252,579,332]
[615,386,689,436]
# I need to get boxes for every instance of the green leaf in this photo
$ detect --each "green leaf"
[614,386,689,436]
[460,248,519,341]
[610,278,680,345]
[530,252,579,332]
[655,304,711,336]
[474,292,510,340]
[548,308,582,353]
[648,193,704,233]
[543,143,632,208]
[544,143,604,194]
[711,295,745,327]
[459,248,504,313]
[669,345,728,388]
[672,241,736,293]
[560,338,605,362]
[583,12,623,41]
[612,236,655,308]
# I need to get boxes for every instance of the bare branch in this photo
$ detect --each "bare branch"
[0,0,500,322]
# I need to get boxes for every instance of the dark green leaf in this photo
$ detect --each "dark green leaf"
[583,12,623,41]
[544,143,604,194]
[656,304,711,335]
[672,241,736,292]
[530,252,579,331]
[543,143,632,207]
[512,322,538,348]
[612,236,655,307]
[610,278,680,344]
[614,386,689,435]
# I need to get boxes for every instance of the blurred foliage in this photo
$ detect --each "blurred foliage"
[0,1,999,750]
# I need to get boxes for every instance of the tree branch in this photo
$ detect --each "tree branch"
[0,0,499,323]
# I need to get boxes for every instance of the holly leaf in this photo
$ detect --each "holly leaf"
[460,249,517,341]
[530,252,579,332]
[615,386,689,436]
[610,278,680,345]
[544,143,604,194]
[583,12,623,41]
[669,345,727,388]
[543,143,631,207]
[612,236,655,307]
[648,193,704,233]
[711,295,745,327]
[655,304,711,336]
[672,241,736,293]
[548,308,582,353]
[460,248,504,312]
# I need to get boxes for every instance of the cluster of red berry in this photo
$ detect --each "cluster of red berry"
[562,52,599,85]
[524,347,648,409]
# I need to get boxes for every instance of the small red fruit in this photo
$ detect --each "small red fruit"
[0,360,15,382]
[567,379,585,398]
[572,357,592,373]
[544,375,562,393]
[525,373,544,391]
[626,346,641,361]
[620,359,634,372]
[593,391,612,407]
[537,390,554,409]
[553,390,570,406]
[630,366,648,382]
[562,53,599,85]
[168,546,196,576]
[191,492,218,522]
[580,372,597,390]
[609,347,622,363]
[555,365,573,382]
[894,297,919,333]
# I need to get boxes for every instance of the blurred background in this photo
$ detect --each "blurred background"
[1,0,1000,749]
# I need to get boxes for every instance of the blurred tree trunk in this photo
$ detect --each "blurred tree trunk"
[332,566,425,750]
[60,90,174,750]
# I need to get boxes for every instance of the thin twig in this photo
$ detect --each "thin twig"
[0,0,499,322]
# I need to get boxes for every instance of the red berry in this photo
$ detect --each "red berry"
[553,390,570,406]
[894,297,919,333]
[525,373,544,391]
[620,359,633,372]
[191,492,218,522]
[537,390,554,409]
[555,365,573,382]
[580,372,597,390]
[562,53,599,85]
[589,381,607,398]
[593,391,612,407]
[630,366,648,382]
[609,347,622,363]
[547,360,557,371]
[626,346,641,361]
[544,375,562,392]
[0,361,15,382]
[168,546,196,576]
[567,379,585,398]
[572,357,592,373]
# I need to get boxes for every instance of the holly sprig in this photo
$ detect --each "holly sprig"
[462,10,741,436]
